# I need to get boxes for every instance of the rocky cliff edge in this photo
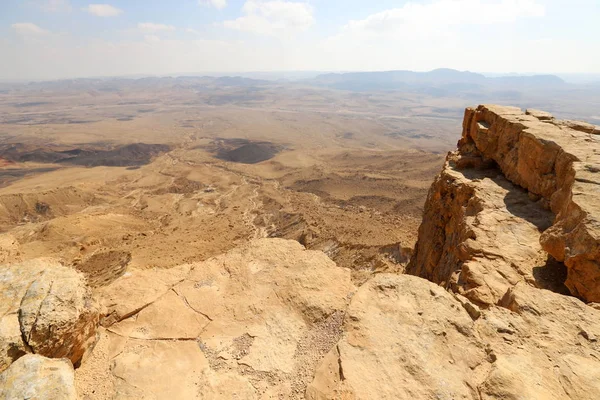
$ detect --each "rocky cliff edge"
[408,104,600,304]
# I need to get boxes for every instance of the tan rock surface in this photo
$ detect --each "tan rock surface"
[0,259,99,372]
[96,263,192,326]
[76,238,354,399]
[112,340,211,399]
[406,151,556,306]
[0,354,77,400]
[461,105,600,302]
[308,274,483,399]
[309,274,600,400]
[410,105,600,303]
[108,289,210,339]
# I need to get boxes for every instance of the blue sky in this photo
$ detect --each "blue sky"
[1,0,599,80]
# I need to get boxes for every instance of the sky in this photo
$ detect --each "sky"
[0,0,599,80]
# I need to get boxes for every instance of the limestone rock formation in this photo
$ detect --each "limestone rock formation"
[308,274,600,399]
[0,259,99,372]
[330,105,600,399]
[0,354,77,400]
[405,151,554,305]
[76,238,354,399]
[408,105,600,303]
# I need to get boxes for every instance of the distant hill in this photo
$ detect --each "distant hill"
[308,69,566,91]
[5,75,271,93]
[491,75,565,86]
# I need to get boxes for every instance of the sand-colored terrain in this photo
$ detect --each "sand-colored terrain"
[0,81,445,283]
[2,78,600,399]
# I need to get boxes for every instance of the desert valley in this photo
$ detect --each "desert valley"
[1,71,600,399]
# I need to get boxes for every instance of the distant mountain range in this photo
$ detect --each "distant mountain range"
[0,69,574,98]
[307,68,566,91]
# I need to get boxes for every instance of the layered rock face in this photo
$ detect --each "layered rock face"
[408,105,600,304]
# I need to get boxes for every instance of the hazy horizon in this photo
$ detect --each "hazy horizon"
[2,69,600,85]
[1,0,599,81]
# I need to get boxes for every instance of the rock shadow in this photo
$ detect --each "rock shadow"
[533,255,571,296]
[502,184,553,232]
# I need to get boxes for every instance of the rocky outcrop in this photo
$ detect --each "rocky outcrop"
[308,273,600,399]
[304,105,600,398]
[404,151,555,305]
[408,105,600,303]
[0,259,99,373]
[76,239,354,399]
[0,354,77,400]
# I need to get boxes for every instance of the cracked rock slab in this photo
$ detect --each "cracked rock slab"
[79,239,354,399]
[96,263,192,327]
[108,289,210,340]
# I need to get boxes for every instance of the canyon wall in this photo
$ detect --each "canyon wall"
[407,104,600,304]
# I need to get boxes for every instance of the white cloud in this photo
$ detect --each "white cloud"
[2,0,598,80]
[137,23,176,33]
[223,0,314,36]
[1,26,598,81]
[199,0,227,9]
[144,35,161,43]
[34,0,72,12]
[84,4,123,17]
[318,0,546,71]
[0,34,282,80]
[11,23,50,35]
[341,0,545,37]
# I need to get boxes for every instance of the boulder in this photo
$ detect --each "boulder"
[0,354,76,400]
[0,259,99,372]
[526,108,554,121]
